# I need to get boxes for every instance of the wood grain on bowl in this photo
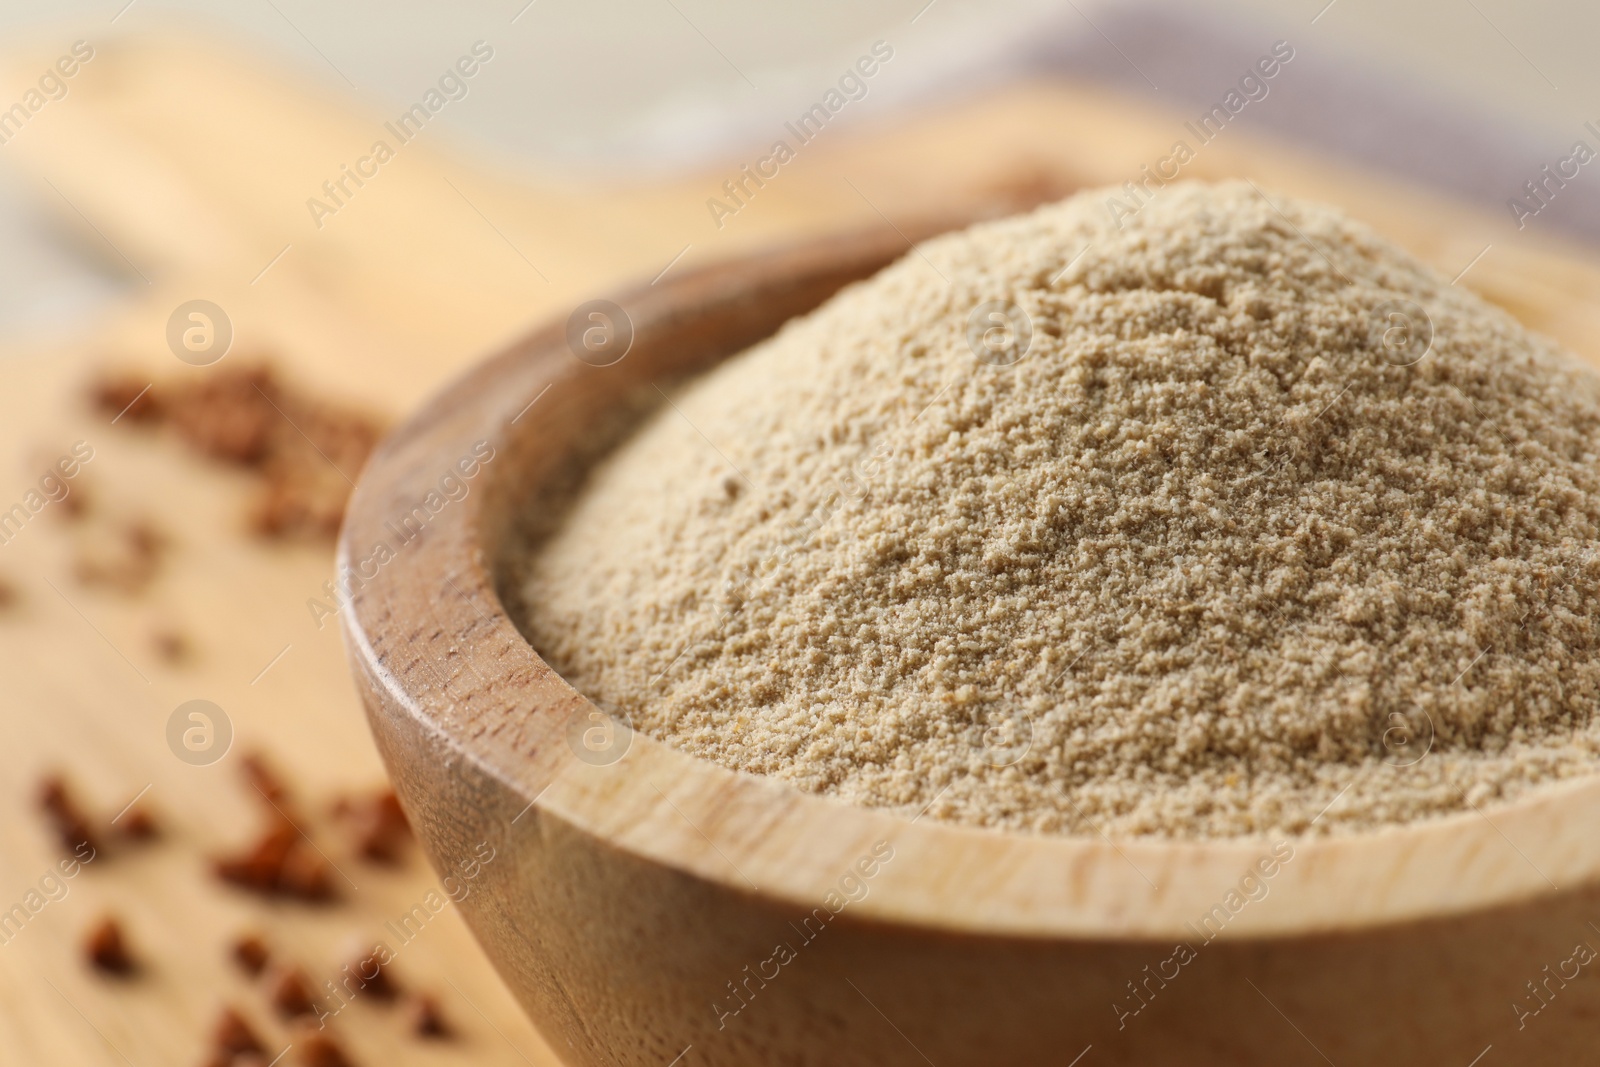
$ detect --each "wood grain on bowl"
[341,229,1600,1066]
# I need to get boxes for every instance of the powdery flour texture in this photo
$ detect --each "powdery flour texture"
[522,181,1600,839]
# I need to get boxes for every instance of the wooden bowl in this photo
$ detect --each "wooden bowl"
[340,228,1600,1067]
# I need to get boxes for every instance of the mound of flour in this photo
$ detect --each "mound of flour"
[522,181,1600,838]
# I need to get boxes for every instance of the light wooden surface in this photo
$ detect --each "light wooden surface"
[7,27,1600,1067]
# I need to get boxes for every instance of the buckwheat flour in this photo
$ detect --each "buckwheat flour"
[521,181,1600,839]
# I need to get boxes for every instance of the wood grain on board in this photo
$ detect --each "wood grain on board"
[3,28,1600,1067]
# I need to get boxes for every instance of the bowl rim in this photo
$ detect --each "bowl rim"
[340,226,1600,943]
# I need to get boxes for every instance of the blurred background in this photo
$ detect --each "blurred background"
[3,1,1598,1064]
[5,0,1600,342]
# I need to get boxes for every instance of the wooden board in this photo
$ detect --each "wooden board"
[6,28,1600,1067]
